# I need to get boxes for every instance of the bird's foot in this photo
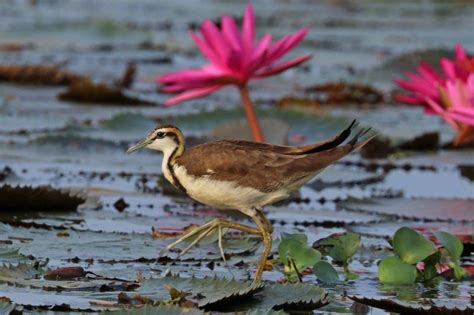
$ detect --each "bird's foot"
[159,218,261,261]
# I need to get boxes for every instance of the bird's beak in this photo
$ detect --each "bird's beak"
[127,137,152,154]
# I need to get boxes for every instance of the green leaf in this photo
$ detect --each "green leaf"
[106,305,204,315]
[423,251,442,281]
[139,276,263,308]
[253,282,328,311]
[245,310,287,315]
[313,261,341,284]
[278,234,321,270]
[433,231,463,261]
[314,232,361,264]
[393,227,435,264]
[378,256,417,285]
[451,263,466,281]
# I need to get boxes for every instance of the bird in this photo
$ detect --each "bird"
[127,120,374,283]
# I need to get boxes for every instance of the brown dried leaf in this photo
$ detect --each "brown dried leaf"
[349,295,473,315]
[44,267,86,281]
[0,64,85,85]
[0,184,85,212]
[58,79,152,105]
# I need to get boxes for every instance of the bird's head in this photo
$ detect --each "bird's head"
[127,125,185,156]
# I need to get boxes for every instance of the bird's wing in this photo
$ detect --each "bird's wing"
[177,127,374,193]
[221,120,358,155]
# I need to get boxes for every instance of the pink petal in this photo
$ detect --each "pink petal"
[189,31,221,65]
[221,15,242,52]
[396,77,438,99]
[162,85,224,106]
[418,62,443,84]
[264,28,309,67]
[393,93,424,105]
[447,111,474,126]
[441,58,457,80]
[426,98,458,129]
[200,20,231,69]
[159,68,217,84]
[255,54,311,78]
[242,4,255,54]
[455,43,467,60]
[252,33,272,60]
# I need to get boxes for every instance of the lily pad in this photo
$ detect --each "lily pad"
[138,276,263,308]
[349,295,473,315]
[107,305,204,315]
[339,197,474,222]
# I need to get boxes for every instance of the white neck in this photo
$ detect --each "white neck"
[161,148,176,184]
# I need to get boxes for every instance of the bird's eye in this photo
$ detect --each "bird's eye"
[156,132,166,139]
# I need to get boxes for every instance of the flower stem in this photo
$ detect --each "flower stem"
[238,85,265,142]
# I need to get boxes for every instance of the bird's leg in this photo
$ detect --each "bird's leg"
[161,218,262,257]
[250,209,273,283]
[176,225,214,258]
[218,226,227,264]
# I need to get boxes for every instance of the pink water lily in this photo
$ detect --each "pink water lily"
[426,75,474,146]
[159,4,311,142]
[394,44,474,146]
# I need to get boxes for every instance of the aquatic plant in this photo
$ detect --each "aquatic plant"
[378,227,465,285]
[158,4,311,141]
[395,44,474,146]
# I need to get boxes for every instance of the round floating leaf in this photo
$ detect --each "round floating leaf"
[433,231,463,261]
[313,261,341,284]
[314,232,361,263]
[393,227,435,264]
[378,256,417,285]
[279,238,321,270]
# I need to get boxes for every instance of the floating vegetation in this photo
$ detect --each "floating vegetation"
[0,65,85,85]
[0,185,85,212]
[58,79,153,105]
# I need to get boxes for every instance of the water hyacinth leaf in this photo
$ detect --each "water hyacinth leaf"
[433,231,463,261]
[422,250,442,281]
[278,233,321,270]
[313,261,341,284]
[378,256,417,285]
[393,227,436,264]
[313,232,361,264]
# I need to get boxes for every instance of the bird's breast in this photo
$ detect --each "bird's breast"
[171,164,285,210]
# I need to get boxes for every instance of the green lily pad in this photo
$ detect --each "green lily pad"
[138,276,263,308]
[393,227,436,264]
[378,256,417,285]
[349,295,473,315]
[107,304,204,315]
[253,282,328,311]
[339,197,474,222]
